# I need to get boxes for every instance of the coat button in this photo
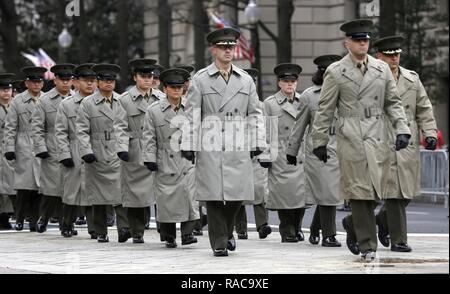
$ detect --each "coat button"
[234,109,238,113]
[168,136,171,139]
[170,154,173,158]
[299,160,303,164]
[374,96,378,100]
[105,146,108,149]
[285,126,289,130]
[183,172,187,175]
[219,109,223,113]
[327,155,331,159]
[171,173,175,177]
[222,128,225,132]
[222,147,226,151]
[405,105,410,109]
[141,126,144,130]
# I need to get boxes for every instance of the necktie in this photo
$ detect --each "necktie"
[144,93,149,102]
[220,70,229,82]
[357,62,366,75]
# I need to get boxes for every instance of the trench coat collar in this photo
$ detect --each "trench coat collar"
[21,89,43,104]
[160,96,186,125]
[93,91,119,121]
[72,91,85,104]
[128,85,151,113]
[340,54,363,86]
[206,63,245,111]
[129,85,152,102]
[397,66,415,97]
[311,84,322,93]
[358,55,384,94]
[275,90,300,119]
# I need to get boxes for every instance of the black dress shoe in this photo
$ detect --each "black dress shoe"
[237,232,248,240]
[97,234,109,243]
[75,217,86,225]
[296,230,305,241]
[62,229,73,238]
[14,223,24,231]
[376,214,390,247]
[258,225,272,239]
[192,229,203,236]
[165,237,177,248]
[281,236,298,243]
[144,222,150,230]
[106,216,115,227]
[322,236,342,247]
[361,249,376,262]
[391,243,412,252]
[29,226,36,232]
[49,217,58,224]
[309,234,320,245]
[71,229,78,236]
[181,234,198,245]
[118,228,131,243]
[89,231,98,239]
[133,235,145,244]
[342,218,360,255]
[36,218,48,233]
[227,236,236,251]
[213,248,228,257]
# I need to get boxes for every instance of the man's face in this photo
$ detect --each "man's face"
[278,77,298,95]
[25,80,44,95]
[0,87,13,102]
[345,38,370,57]
[212,44,235,64]
[97,78,115,92]
[376,52,401,71]
[54,77,73,94]
[134,73,154,91]
[76,77,97,96]
[164,84,184,100]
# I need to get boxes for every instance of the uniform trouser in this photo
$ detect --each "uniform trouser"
[62,204,78,228]
[160,220,197,240]
[235,203,269,234]
[106,205,115,222]
[93,205,129,235]
[15,190,41,228]
[377,199,410,244]
[155,204,161,231]
[8,195,16,215]
[127,207,149,238]
[39,195,63,226]
[277,208,305,239]
[310,205,337,238]
[193,204,204,231]
[206,201,242,250]
[344,200,378,252]
[144,206,151,227]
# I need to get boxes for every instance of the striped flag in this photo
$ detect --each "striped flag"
[210,12,254,63]
[21,48,56,80]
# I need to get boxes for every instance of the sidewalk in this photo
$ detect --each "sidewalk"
[0,226,448,274]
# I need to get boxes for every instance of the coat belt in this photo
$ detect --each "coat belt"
[91,131,115,140]
[338,107,383,118]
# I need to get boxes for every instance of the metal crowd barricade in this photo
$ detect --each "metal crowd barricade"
[420,149,449,208]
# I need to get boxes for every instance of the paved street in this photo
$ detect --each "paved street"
[0,211,448,274]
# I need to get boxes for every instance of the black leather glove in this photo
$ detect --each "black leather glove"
[286,154,297,166]
[258,160,272,169]
[313,146,328,163]
[144,162,158,172]
[117,152,130,162]
[82,154,97,164]
[60,158,75,168]
[36,151,50,159]
[425,137,437,151]
[181,150,195,164]
[395,134,410,151]
[4,152,16,161]
[250,148,263,159]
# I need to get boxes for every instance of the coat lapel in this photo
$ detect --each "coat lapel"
[95,93,114,121]
[340,54,362,87]
[219,71,243,110]
[358,56,383,95]
[276,91,299,119]
[397,67,415,97]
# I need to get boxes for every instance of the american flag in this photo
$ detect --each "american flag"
[210,12,254,63]
[21,48,56,80]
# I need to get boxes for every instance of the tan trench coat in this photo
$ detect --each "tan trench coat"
[287,85,342,206]
[4,90,42,191]
[180,63,267,202]
[31,87,74,196]
[0,103,15,195]
[263,91,306,210]
[311,54,411,200]
[385,66,437,199]
[55,92,89,206]
[114,86,164,207]
[76,91,122,205]
[142,96,199,223]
